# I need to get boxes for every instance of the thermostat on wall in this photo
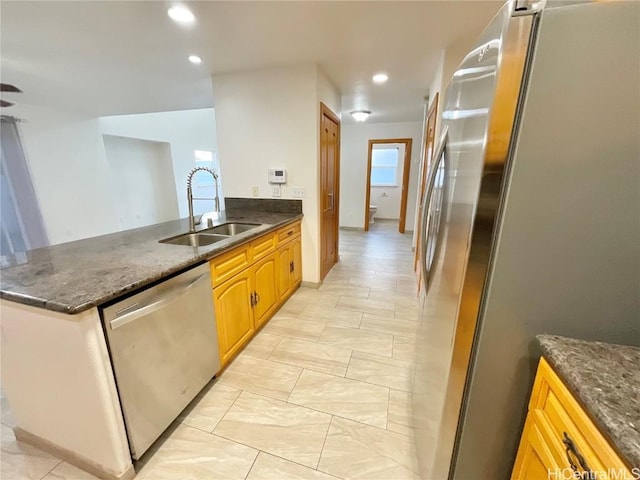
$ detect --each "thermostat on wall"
[268,168,287,184]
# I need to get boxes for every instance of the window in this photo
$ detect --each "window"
[371,147,399,186]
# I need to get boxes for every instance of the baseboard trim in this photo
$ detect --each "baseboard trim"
[13,427,135,480]
[339,226,364,231]
[301,280,321,289]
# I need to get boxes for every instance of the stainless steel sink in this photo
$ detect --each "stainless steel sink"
[159,233,229,247]
[202,222,261,236]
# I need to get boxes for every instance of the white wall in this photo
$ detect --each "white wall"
[13,103,121,245]
[370,144,405,220]
[213,63,340,284]
[340,121,423,231]
[103,136,179,230]
[0,302,132,477]
[99,108,218,217]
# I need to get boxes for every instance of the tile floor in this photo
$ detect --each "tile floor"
[1,220,422,480]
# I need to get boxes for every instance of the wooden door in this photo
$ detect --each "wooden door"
[253,254,278,329]
[415,94,439,290]
[213,271,254,364]
[276,244,292,301]
[320,103,340,280]
[291,238,302,286]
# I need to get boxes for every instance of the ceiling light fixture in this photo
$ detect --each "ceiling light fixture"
[372,73,389,84]
[188,55,202,64]
[168,6,195,23]
[351,110,371,122]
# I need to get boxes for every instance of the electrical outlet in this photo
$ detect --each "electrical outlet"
[271,185,281,197]
[252,186,259,197]
[292,187,305,198]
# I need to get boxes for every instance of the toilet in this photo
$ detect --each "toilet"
[369,205,378,224]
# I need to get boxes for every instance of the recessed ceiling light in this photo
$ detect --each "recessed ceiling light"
[188,55,202,64]
[372,73,389,84]
[351,110,371,122]
[168,6,195,23]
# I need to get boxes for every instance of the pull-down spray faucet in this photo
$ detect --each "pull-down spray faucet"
[186,166,220,233]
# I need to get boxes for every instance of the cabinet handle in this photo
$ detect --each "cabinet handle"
[250,292,255,308]
[290,261,294,273]
[287,230,293,236]
[255,291,261,304]
[562,432,593,479]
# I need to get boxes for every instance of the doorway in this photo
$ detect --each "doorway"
[320,103,340,280]
[364,138,413,233]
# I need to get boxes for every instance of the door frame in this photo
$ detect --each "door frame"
[319,102,341,280]
[364,138,413,233]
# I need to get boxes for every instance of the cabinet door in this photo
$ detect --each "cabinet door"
[291,238,302,286]
[213,270,254,365]
[276,244,292,301]
[511,411,565,480]
[253,253,278,329]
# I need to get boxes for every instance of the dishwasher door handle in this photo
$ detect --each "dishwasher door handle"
[110,273,208,330]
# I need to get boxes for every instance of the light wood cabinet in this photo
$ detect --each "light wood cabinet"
[252,253,278,329]
[276,235,302,301]
[512,358,632,480]
[210,220,302,368]
[212,270,254,365]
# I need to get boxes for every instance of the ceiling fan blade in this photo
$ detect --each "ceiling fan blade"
[0,83,22,93]
[0,99,15,107]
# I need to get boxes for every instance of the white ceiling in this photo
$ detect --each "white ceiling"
[0,1,502,124]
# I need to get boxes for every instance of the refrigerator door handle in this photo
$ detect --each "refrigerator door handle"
[420,126,448,293]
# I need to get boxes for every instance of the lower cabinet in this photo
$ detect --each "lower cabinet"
[211,221,302,368]
[213,269,254,365]
[277,237,302,301]
[511,358,632,480]
[252,253,278,329]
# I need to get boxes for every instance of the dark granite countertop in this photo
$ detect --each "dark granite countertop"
[0,203,302,314]
[537,334,640,468]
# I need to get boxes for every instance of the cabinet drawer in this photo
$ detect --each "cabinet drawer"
[530,359,632,477]
[251,232,277,263]
[277,221,300,243]
[210,244,251,288]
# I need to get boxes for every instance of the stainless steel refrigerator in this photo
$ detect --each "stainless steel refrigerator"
[412,1,640,478]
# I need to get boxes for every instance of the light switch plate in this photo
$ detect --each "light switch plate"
[292,187,305,198]
[271,185,281,197]
[252,186,259,197]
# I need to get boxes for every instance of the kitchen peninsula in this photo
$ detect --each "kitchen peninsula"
[0,198,302,480]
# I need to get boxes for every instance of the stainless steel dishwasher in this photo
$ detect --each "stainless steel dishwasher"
[100,263,220,460]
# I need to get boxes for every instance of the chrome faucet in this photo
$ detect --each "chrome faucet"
[187,166,220,233]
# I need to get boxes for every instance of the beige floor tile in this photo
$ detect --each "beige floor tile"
[347,277,397,292]
[368,289,420,306]
[387,390,414,436]
[346,352,414,392]
[269,338,352,376]
[360,314,419,338]
[1,426,62,480]
[136,424,257,480]
[263,315,326,342]
[318,284,370,299]
[217,355,301,401]
[336,296,395,316]
[214,392,331,469]
[318,417,419,480]
[243,332,283,359]
[374,271,416,283]
[394,303,421,321]
[392,336,416,362]
[299,304,363,328]
[42,462,99,480]
[289,290,341,307]
[318,326,392,357]
[178,382,241,432]
[246,452,338,480]
[288,370,389,428]
[278,296,309,314]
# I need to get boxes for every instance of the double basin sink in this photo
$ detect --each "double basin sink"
[159,222,261,247]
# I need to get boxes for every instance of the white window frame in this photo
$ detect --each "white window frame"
[370,147,400,187]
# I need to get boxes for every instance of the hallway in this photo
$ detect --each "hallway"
[1,221,422,480]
